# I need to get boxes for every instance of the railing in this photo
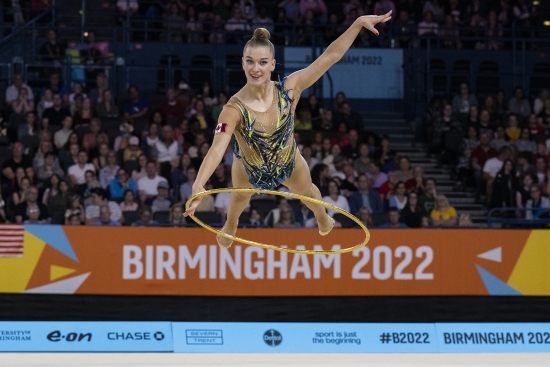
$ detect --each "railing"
[487,207,550,228]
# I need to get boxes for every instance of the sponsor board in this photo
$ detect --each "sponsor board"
[0,322,172,352]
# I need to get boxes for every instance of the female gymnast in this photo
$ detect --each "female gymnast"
[184,11,392,248]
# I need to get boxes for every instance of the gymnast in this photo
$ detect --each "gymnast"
[184,11,392,248]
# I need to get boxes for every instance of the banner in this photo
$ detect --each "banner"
[0,322,173,352]
[0,225,547,296]
[284,47,403,99]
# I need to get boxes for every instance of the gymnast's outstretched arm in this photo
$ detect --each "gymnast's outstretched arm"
[285,11,392,98]
[183,107,240,217]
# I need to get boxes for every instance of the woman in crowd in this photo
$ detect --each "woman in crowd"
[388,181,408,211]
[430,194,458,227]
[274,204,301,228]
[132,154,149,182]
[490,159,519,211]
[48,179,72,224]
[120,189,139,212]
[12,176,31,206]
[356,207,373,227]
[65,195,85,225]
[169,204,186,226]
[41,173,61,205]
[400,192,425,228]
[17,111,39,140]
[99,150,120,190]
[322,179,350,217]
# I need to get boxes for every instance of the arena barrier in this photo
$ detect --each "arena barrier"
[2,321,550,353]
[1,225,548,296]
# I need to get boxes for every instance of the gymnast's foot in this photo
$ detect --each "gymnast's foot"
[318,215,335,236]
[217,224,237,249]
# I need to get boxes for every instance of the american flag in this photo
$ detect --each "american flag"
[0,224,24,257]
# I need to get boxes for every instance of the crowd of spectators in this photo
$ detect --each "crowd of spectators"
[114,0,541,48]
[423,82,550,223]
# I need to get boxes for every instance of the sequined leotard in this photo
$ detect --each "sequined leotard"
[224,77,296,190]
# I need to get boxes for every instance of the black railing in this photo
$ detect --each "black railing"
[487,207,550,228]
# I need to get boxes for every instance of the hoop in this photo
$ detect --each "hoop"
[185,188,370,255]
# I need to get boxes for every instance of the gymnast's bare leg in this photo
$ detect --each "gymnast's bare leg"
[283,151,335,235]
[217,158,254,248]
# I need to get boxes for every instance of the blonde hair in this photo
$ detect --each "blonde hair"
[244,28,275,57]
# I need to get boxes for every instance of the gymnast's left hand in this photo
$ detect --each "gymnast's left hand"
[183,185,205,217]
[357,10,392,36]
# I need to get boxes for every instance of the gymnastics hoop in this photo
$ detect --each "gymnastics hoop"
[185,188,370,255]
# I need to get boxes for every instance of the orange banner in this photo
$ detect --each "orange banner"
[2,226,547,296]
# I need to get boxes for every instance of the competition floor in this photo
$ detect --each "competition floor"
[1,353,549,366]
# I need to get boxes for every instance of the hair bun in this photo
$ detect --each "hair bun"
[252,28,270,41]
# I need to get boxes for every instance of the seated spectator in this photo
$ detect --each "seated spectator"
[24,207,45,224]
[200,81,218,111]
[388,181,408,211]
[61,143,80,172]
[505,114,521,141]
[348,174,383,214]
[514,128,536,154]
[2,142,32,186]
[54,116,73,150]
[356,207,373,227]
[121,136,143,164]
[89,73,109,105]
[470,132,498,199]
[211,92,227,121]
[14,186,49,223]
[73,98,95,127]
[534,156,548,185]
[117,0,139,23]
[247,207,264,227]
[169,204,185,226]
[5,73,33,106]
[430,195,457,227]
[525,184,550,220]
[85,187,122,225]
[68,150,96,192]
[322,179,350,217]
[533,143,549,166]
[366,161,388,190]
[422,0,443,23]
[440,14,461,49]
[37,88,54,120]
[310,163,330,197]
[142,122,160,156]
[95,90,120,119]
[417,11,438,37]
[13,176,31,207]
[82,170,101,204]
[274,205,301,228]
[407,166,426,195]
[378,207,408,228]
[301,145,318,171]
[534,88,549,116]
[132,206,158,226]
[431,104,461,154]
[110,168,137,200]
[131,154,148,183]
[477,109,494,140]
[392,10,416,48]
[352,144,371,176]
[334,102,363,135]
[483,146,511,204]
[99,151,120,190]
[36,152,65,183]
[490,159,519,210]
[379,170,399,203]
[158,88,186,125]
[225,6,250,43]
[92,143,109,172]
[94,205,122,226]
[374,135,397,172]
[418,178,437,213]
[149,181,173,213]
[10,87,35,116]
[392,156,413,182]
[38,30,66,68]
[65,195,85,224]
[82,118,102,151]
[42,93,70,129]
[124,85,149,124]
[17,111,39,141]
[47,179,72,224]
[137,161,168,204]
[400,192,425,228]
[452,82,478,115]
[491,125,508,151]
[119,189,139,212]
[152,125,182,182]
[68,213,82,225]
[508,86,531,121]
[189,99,215,131]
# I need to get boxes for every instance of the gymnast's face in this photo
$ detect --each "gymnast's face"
[242,46,275,86]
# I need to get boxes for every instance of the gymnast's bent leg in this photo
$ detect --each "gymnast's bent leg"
[283,153,335,235]
[217,159,254,248]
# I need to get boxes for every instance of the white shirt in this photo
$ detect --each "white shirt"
[483,157,504,178]
[68,163,96,185]
[5,84,34,103]
[215,192,249,213]
[117,0,138,10]
[152,140,182,163]
[137,175,168,196]
[85,201,122,221]
[322,195,350,217]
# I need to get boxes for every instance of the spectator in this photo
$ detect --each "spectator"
[418,178,437,213]
[124,85,149,124]
[162,2,185,42]
[10,86,35,116]
[534,157,548,185]
[366,161,388,189]
[430,195,458,227]
[152,124,182,181]
[150,181,173,213]
[334,102,363,135]
[388,181,408,210]
[184,5,202,43]
[352,143,371,176]
[454,126,479,191]
[263,196,288,227]
[348,174,383,214]
[99,150,120,190]
[452,82,478,115]
[82,170,101,202]
[356,207,373,227]
[210,163,228,190]
[92,143,109,172]
[239,0,257,21]
[41,72,69,99]
[119,189,139,212]
[505,114,521,141]
[95,90,120,119]
[53,116,73,150]
[422,0,443,23]
[2,142,32,184]
[137,161,168,204]
[17,111,39,141]
[38,29,66,67]
[392,9,416,48]
[36,152,65,183]
[470,132,498,199]
[374,135,397,172]
[483,146,512,204]
[525,184,550,220]
[82,118,103,151]
[278,0,300,22]
[274,205,301,228]
[158,88,187,125]
[491,125,508,151]
[379,170,399,202]
[379,207,408,228]
[189,99,215,130]
[400,192,425,228]
[253,5,274,33]
[513,0,536,27]
[508,87,531,121]
[142,121,161,156]
[14,186,49,223]
[534,88,549,116]
[24,207,44,224]
[37,88,54,120]
[417,11,438,37]
[167,203,184,226]
[301,145,319,171]
[311,163,330,196]
[89,73,109,105]
[539,100,550,127]
[85,187,122,225]
[515,128,536,154]
[225,6,250,43]
[322,179,350,217]
[132,206,158,226]
[110,168,137,200]
[64,194,85,225]
[132,154,149,183]
[12,176,31,207]
[42,93,70,129]
[490,159,519,210]
[68,212,83,225]
[246,207,265,226]
[393,156,413,182]
[516,152,536,178]
[93,205,121,226]
[47,178,72,224]
[299,0,327,24]
[5,73,34,105]
[68,150,96,187]
[527,114,545,137]
[73,98,95,127]
[117,0,139,20]
[486,10,503,50]
[440,14,461,49]
[68,82,87,106]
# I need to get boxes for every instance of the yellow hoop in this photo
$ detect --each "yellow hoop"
[185,188,370,255]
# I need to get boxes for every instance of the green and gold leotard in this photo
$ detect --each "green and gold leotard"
[225,77,296,190]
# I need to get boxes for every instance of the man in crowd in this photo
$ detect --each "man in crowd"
[2,142,32,183]
[349,174,383,214]
[138,161,168,204]
[379,207,408,228]
[151,125,182,181]
[157,88,187,125]
[5,73,34,105]
[14,186,50,223]
[470,132,498,201]
[68,150,96,194]
[483,146,511,204]
[85,188,122,225]
[418,178,437,213]
[42,93,70,129]
[94,205,122,226]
